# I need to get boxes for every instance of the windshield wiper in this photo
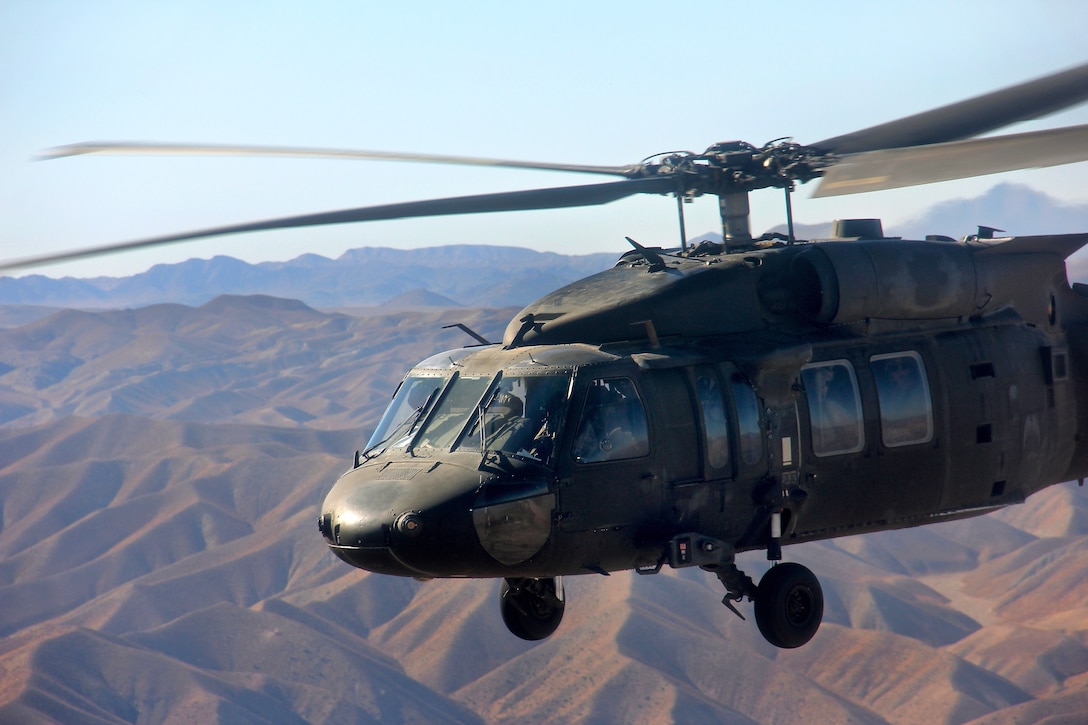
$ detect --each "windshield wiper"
[362,389,437,460]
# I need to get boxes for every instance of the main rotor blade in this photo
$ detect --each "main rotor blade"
[0,176,675,272]
[37,141,639,177]
[811,123,1088,197]
[814,61,1088,154]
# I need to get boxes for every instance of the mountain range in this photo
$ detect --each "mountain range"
[1,183,1088,723]
[0,246,619,312]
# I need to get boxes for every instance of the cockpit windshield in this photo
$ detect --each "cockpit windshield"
[365,369,572,466]
[455,373,571,464]
[413,374,493,451]
[363,374,445,457]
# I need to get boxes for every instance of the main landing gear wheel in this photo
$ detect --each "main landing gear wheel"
[499,577,565,641]
[754,562,823,649]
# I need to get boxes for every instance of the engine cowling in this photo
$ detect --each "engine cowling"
[792,240,981,324]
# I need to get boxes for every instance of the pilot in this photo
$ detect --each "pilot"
[524,388,564,462]
[490,390,523,425]
[485,387,525,446]
[487,379,565,461]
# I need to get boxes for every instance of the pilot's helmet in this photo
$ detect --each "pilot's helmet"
[492,390,523,418]
[587,382,624,406]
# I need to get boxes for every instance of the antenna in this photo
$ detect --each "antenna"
[674,177,688,251]
[784,185,796,243]
[442,323,493,346]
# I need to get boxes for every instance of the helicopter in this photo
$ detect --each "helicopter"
[6,62,1088,649]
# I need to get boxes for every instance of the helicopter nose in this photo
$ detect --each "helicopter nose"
[320,464,484,577]
[318,480,425,576]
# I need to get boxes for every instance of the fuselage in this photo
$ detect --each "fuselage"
[320,232,1088,581]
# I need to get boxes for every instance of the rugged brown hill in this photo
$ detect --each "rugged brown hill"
[1,298,1086,723]
[0,295,517,429]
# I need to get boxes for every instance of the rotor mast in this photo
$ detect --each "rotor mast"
[681,139,820,254]
[720,191,752,249]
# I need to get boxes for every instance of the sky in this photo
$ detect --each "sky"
[2,0,1087,278]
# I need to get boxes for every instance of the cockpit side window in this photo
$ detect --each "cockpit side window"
[801,360,865,457]
[572,377,649,464]
[870,352,933,447]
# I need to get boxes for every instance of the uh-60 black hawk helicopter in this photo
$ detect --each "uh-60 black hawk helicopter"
[8,62,1088,649]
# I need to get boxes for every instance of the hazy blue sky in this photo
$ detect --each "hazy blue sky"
[3,0,1087,277]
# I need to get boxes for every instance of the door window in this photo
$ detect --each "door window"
[729,372,763,466]
[572,378,649,463]
[694,369,731,472]
[801,360,864,457]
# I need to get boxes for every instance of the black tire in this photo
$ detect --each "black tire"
[754,562,823,649]
[499,577,564,641]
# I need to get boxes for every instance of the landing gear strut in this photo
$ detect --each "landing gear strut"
[499,577,565,641]
[712,556,823,648]
[667,532,824,648]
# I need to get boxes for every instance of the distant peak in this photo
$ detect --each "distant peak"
[383,288,462,308]
[200,294,317,314]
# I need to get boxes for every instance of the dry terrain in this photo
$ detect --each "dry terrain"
[1,296,1087,724]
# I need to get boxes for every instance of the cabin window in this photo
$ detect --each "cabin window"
[573,377,649,463]
[801,360,864,457]
[729,373,763,466]
[870,352,933,447]
[695,369,731,471]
